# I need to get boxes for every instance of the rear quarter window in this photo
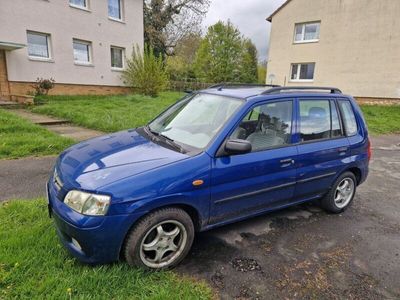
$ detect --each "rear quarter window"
[338,100,358,136]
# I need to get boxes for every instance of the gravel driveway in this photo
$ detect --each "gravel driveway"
[177,135,400,299]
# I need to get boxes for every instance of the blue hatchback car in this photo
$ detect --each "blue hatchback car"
[48,85,371,270]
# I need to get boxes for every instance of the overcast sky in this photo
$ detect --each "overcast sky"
[202,0,286,62]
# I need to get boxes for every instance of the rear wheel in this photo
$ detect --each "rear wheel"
[124,208,194,270]
[320,172,357,213]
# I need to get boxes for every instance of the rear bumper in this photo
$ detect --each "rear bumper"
[47,181,142,265]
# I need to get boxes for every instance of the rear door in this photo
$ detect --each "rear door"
[294,97,350,200]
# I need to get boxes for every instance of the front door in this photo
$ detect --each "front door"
[209,99,297,225]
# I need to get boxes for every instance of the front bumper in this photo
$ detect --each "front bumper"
[47,181,142,265]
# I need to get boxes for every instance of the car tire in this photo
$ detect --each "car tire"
[124,207,194,270]
[320,171,357,214]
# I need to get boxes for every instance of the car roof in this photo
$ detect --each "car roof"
[198,85,350,102]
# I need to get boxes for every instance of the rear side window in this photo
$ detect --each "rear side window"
[299,99,343,142]
[338,100,358,136]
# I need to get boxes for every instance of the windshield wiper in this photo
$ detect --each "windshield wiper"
[159,133,186,154]
[145,126,186,154]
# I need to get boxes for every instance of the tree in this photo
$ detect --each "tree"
[193,21,259,83]
[166,32,202,80]
[144,0,210,58]
[240,39,258,83]
[257,60,268,84]
[122,44,169,97]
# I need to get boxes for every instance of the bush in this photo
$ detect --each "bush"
[122,44,169,97]
[32,78,55,96]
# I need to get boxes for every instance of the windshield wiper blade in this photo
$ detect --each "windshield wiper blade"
[159,134,186,154]
[145,126,186,154]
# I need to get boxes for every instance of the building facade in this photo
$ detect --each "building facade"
[267,0,400,100]
[0,0,143,97]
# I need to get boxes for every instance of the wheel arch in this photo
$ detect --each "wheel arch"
[346,167,362,185]
[118,202,203,261]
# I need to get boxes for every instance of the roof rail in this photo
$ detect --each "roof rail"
[261,86,342,95]
[208,83,281,90]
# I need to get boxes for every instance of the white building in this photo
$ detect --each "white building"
[0,0,143,97]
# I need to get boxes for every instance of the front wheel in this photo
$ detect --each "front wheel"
[320,172,357,213]
[124,208,194,270]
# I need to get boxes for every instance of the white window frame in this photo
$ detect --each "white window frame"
[108,0,124,22]
[73,39,93,66]
[294,21,320,44]
[27,31,53,62]
[110,46,125,70]
[69,0,90,11]
[290,63,315,82]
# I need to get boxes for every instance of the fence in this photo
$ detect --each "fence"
[169,79,216,92]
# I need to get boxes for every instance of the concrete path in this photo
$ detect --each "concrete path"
[0,156,56,201]
[7,109,103,141]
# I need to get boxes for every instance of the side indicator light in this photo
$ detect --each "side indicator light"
[192,180,204,187]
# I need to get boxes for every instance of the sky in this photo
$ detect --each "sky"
[202,0,286,62]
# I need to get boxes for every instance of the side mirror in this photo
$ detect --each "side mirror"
[225,139,252,155]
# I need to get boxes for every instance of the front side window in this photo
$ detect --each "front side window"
[338,100,358,136]
[70,0,87,9]
[291,63,315,81]
[300,99,344,142]
[111,47,124,69]
[108,0,122,20]
[294,22,320,42]
[231,101,293,152]
[27,31,50,59]
[73,39,91,64]
[149,94,243,149]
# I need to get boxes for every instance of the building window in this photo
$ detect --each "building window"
[69,0,88,9]
[290,63,315,81]
[73,39,92,64]
[27,31,51,59]
[294,22,320,43]
[108,0,122,20]
[111,47,124,69]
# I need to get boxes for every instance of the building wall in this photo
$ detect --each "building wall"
[0,0,143,87]
[267,0,400,99]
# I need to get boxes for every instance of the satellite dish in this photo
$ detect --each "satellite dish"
[268,74,276,84]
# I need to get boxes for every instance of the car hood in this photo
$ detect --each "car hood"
[57,129,189,190]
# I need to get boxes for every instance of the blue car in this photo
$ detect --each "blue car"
[48,85,371,270]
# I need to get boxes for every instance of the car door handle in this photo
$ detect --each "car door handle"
[280,158,295,166]
[338,147,349,153]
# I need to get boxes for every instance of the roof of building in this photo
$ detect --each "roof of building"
[0,41,26,51]
[267,0,293,22]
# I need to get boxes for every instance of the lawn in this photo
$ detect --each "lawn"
[32,92,183,133]
[360,105,400,135]
[0,199,212,299]
[0,109,74,160]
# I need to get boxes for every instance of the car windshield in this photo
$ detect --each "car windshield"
[148,93,244,150]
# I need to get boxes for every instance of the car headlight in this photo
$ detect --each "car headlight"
[64,190,110,216]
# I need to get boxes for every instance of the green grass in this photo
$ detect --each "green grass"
[0,199,212,299]
[0,109,74,160]
[361,105,400,135]
[32,92,183,133]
